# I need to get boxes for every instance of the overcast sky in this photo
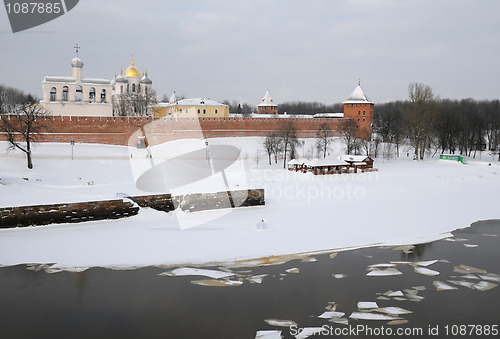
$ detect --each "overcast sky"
[1,0,499,105]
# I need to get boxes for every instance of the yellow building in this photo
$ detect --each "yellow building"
[153,93,229,118]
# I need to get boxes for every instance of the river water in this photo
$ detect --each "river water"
[0,220,499,339]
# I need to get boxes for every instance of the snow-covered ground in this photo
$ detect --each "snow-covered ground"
[1,138,499,271]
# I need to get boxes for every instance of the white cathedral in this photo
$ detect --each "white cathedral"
[41,49,153,117]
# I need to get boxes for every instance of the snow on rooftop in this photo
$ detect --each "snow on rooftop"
[339,155,371,162]
[313,113,344,118]
[43,76,76,83]
[258,90,277,107]
[343,85,373,104]
[307,158,348,167]
[82,78,112,85]
[176,98,228,107]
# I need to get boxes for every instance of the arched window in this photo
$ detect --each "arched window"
[100,89,106,103]
[62,86,68,101]
[127,84,129,93]
[75,85,83,102]
[197,109,201,114]
[203,109,206,115]
[132,83,136,92]
[215,109,218,114]
[145,87,148,95]
[120,85,123,93]
[89,87,95,103]
[50,87,56,101]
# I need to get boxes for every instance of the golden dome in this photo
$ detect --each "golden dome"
[124,59,141,77]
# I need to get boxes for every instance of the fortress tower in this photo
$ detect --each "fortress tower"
[343,83,374,139]
[257,90,278,115]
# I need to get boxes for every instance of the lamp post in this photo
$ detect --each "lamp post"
[71,140,75,160]
[205,139,209,160]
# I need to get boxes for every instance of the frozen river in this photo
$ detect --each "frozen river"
[0,220,499,339]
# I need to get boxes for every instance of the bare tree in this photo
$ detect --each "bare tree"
[276,120,299,168]
[263,133,275,165]
[404,83,436,160]
[263,131,282,165]
[1,103,48,169]
[113,89,159,117]
[316,122,333,158]
[339,119,359,154]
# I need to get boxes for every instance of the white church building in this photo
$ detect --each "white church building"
[41,48,152,117]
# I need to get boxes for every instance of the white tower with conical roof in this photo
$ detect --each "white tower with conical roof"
[257,90,278,114]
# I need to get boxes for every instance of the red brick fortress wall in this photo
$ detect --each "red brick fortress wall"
[0,115,351,146]
[343,103,374,139]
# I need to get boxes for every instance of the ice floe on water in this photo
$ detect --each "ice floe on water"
[414,259,438,267]
[387,319,409,325]
[385,290,404,297]
[264,319,297,327]
[374,307,413,316]
[330,317,349,325]
[318,311,345,319]
[253,231,499,336]
[444,237,468,242]
[471,280,497,291]
[369,263,396,269]
[454,264,487,274]
[460,274,480,279]
[349,312,400,321]
[433,281,458,291]
[160,267,234,279]
[479,273,500,282]
[300,257,317,263]
[357,301,378,309]
[324,302,335,311]
[255,330,282,339]
[190,279,242,287]
[247,274,268,284]
[377,286,426,304]
[285,268,300,274]
[367,267,402,276]
[414,266,440,276]
[464,244,479,248]
[447,280,475,289]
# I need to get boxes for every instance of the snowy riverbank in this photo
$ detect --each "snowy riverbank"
[1,138,499,271]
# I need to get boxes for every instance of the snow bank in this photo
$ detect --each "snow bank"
[1,138,499,270]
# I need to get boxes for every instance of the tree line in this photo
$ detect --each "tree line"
[0,84,36,114]
[278,101,343,115]
[374,83,500,160]
[217,100,344,116]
